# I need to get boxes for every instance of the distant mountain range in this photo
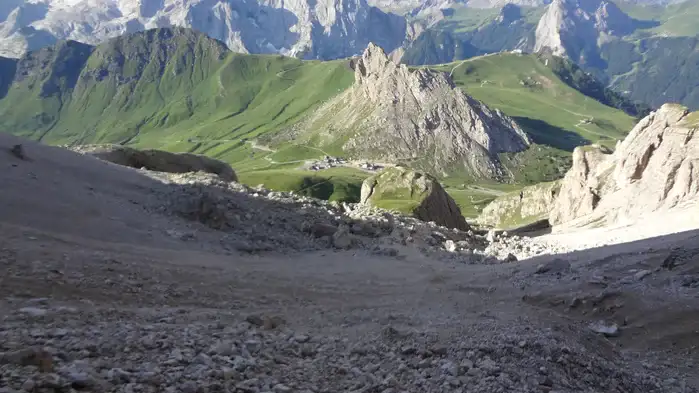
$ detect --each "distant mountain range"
[401,0,699,109]
[0,0,697,109]
[0,0,411,60]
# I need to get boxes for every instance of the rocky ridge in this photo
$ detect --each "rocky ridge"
[300,43,531,179]
[550,104,699,228]
[0,0,408,60]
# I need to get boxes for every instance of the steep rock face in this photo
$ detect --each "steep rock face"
[360,167,469,230]
[548,144,613,225]
[478,181,560,229]
[73,144,238,182]
[0,0,408,60]
[534,0,635,66]
[303,43,531,179]
[550,104,699,227]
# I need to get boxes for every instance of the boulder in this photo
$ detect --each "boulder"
[360,167,470,231]
[73,145,237,182]
[478,180,561,229]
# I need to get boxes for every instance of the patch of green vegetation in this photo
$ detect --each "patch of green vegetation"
[440,179,522,218]
[681,110,699,127]
[539,52,650,117]
[500,145,573,184]
[433,5,501,34]
[238,167,369,203]
[619,0,699,38]
[431,53,636,151]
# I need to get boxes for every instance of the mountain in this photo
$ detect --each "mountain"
[401,0,699,110]
[0,0,408,60]
[282,43,531,179]
[402,4,538,64]
[532,0,699,109]
[0,28,355,150]
[533,0,636,67]
[0,27,638,190]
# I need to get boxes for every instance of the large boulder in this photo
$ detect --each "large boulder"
[549,104,699,228]
[72,145,238,182]
[478,180,561,229]
[360,167,469,231]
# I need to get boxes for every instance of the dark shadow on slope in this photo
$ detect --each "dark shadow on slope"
[514,116,590,152]
[0,57,18,100]
[513,227,699,370]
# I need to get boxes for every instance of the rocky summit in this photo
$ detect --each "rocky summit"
[301,43,531,179]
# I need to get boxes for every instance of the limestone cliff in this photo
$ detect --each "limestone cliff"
[0,0,408,60]
[534,0,635,64]
[302,43,531,180]
[550,104,699,228]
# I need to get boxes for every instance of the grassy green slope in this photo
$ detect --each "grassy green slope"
[431,53,636,150]
[0,28,354,169]
[619,0,699,38]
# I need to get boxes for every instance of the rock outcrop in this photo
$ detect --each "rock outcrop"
[478,180,560,229]
[550,104,699,227]
[302,43,531,179]
[0,0,408,60]
[72,145,238,182]
[360,167,470,231]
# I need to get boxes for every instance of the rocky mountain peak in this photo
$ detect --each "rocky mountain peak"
[303,43,531,179]
[534,0,635,61]
[355,42,394,81]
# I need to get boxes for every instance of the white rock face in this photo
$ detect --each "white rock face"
[0,0,408,59]
[534,0,634,61]
[550,104,699,228]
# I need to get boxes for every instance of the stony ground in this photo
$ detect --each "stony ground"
[1,134,699,392]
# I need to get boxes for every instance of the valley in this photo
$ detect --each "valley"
[0,28,643,218]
